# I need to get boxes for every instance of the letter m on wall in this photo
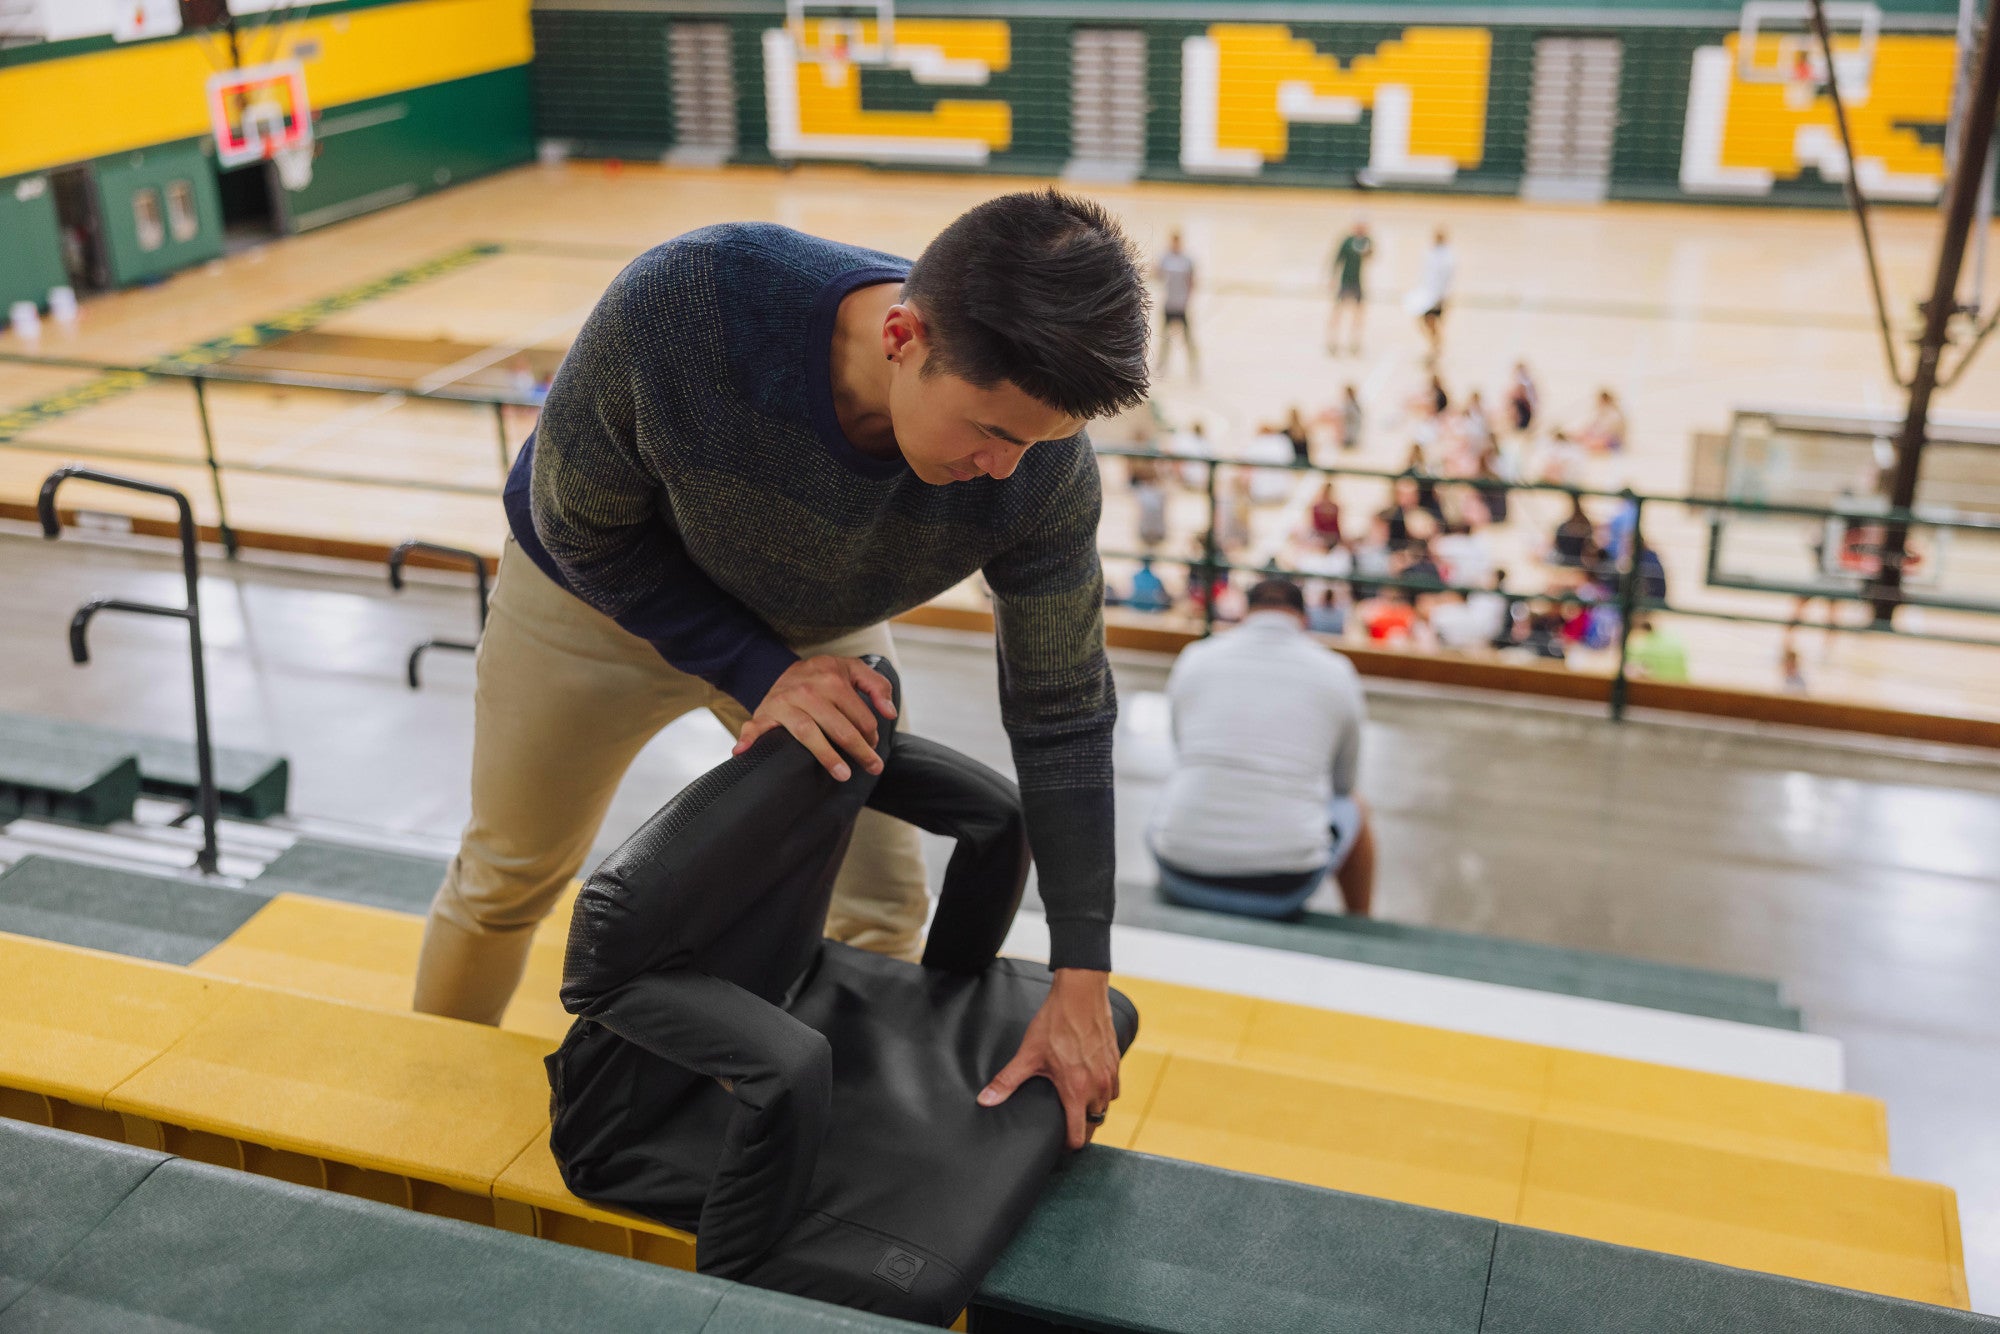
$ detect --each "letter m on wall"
[1181,25,1491,184]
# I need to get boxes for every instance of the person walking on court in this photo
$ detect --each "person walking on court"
[1410,228,1456,361]
[1154,230,1198,378]
[413,190,1151,1150]
[1328,220,1372,355]
[1148,577,1376,920]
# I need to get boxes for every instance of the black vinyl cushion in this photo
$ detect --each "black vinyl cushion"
[548,660,1140,1325]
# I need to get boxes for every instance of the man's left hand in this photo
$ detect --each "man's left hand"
[977,968,1121,1150]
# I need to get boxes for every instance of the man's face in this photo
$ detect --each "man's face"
[884,307,1084,486]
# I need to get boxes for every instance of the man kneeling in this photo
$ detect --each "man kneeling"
[1147,577,1375,919]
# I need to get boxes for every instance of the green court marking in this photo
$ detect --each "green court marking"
[0,242,504,445]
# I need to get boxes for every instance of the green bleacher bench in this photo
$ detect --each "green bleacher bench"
[0,712,289,821]
[971,1149,1997,1334]
[0,1119,926,1332]
[0,856,266,966]
[0,736,140,827]
[1115,896,1804,1031]
[253,839,448,914]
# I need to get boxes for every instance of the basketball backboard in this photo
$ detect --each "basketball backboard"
[1734,0,1881,98]
[207,59,314,190]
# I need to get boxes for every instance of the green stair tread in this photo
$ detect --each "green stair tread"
[254,839,447,914]
[1295,909,1784,1005]
[0,855,266,966]
[0,736,137,795]
[1117,899,1802,1031]
[0,712,287,818]
[976,1147,1496,1333]
[0,1121,168,1319]
[0,740,139,828]
[0,1123,928,1333]
[703,1286,932,1332]
[1482,1225,2000,1333]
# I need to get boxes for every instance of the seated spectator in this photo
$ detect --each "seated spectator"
[1242,432,1296,504]
[1427,591,1491,652]
[1535,431,1588,487]
[1635,537,1668,603]
[1128,557,1173,612]
[1395,531,1444,589]
[1130,457,1168,549]
[1625,615,1689,682]
[1306,586,1347,635]
[1575,389,1628,453]
[1511,597,1569,660]
[1467,569,1514,647]
[1216,470,1253,550]
[1265,405,1312,466]
[1169,419,1215,488]
[1461,389,1496,457]
[1550,493,1595,567]
[1149,578,1375,919]
[1356,588,1421,644]
[1307,481,1344,549]
[1433,521,1493,589]
[1350,516,1393,600]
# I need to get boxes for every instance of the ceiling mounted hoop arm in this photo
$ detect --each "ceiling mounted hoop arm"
[1803,0,1911,388]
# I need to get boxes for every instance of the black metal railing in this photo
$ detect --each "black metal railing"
[37,466,221,873]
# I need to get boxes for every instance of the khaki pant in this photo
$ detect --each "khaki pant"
[413,539,929,1025]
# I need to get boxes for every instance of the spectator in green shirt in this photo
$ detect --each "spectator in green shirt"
[1625,616,1689,683]
[1329,221,1372,356]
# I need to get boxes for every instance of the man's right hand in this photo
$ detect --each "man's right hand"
[732,655,896,781]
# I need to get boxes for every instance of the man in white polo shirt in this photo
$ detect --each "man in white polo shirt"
[1148,577,1375,918]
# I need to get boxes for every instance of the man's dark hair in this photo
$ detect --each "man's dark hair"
[1246,578,1307,616]
[904,189,1150,420]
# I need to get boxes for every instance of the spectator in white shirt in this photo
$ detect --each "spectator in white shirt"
[1147,578,1376,919]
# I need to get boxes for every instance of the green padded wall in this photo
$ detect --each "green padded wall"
[0,174,68,317]
[284,66,537,233]
[91,139,224,287]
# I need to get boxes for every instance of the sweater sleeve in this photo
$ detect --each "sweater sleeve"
[983,443,1117,972]
[528,259,798,709]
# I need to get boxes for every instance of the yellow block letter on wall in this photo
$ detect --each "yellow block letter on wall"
[1181,25,1490,182]
[763,18,1011,165]
[1680,34,1954,199]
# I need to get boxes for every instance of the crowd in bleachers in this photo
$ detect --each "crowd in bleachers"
[1099,219,1694,675]
[1105,365,1680,678]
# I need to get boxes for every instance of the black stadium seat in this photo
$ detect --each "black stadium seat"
[548,660,1140,1326]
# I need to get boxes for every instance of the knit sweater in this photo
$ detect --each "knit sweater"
[503,223,1117,971]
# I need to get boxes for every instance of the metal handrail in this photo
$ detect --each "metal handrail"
[37,466,221,874]
[388,540,491,689]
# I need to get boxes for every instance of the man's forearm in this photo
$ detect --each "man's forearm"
[1021,784,1116,972]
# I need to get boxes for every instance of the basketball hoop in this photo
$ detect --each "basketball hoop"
[1735,0,1880,94]
[273,144,315,192]
[208,60,315,190]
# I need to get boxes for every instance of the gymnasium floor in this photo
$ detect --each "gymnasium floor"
[4,528,1998,1311]
[3,161,1998,720]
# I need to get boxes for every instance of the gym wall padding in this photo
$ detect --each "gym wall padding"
[90,140,225,287]
[527,0,1972,209]
[281,67,536,232]
[0,174,68,315]
[0,0,536,282]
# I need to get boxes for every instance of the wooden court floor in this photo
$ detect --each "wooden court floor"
[2,161,1997,721]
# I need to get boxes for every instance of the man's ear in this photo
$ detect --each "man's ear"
[883,302,927,361]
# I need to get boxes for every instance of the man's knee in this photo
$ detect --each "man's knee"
[428,851,569,938]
